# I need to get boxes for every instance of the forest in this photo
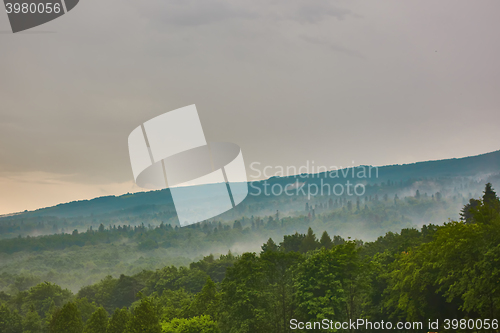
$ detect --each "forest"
[0,184,475,293]
[0,183,499,332]
[2,149,499,241]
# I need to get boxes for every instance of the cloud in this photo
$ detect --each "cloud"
[135,0,257,27]
[300,35,365,58]
[134,0,353,27]
[279,0,352,24]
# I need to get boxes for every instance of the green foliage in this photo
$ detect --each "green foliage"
[106,308,130,333]
[20,282,74,320]
[1,183,500,333]
[260,249,302,332]
[295,242,366,324]
[0,178,471,295]
[261,238,278,253]
[49,302,84,333]
[161,315,219,333]
[319,231,333,249]
[280,232,305,253]
[22,307,42,333]
[112,275,143,310]
[76,274,143,314]
[11,275,41,294]
[299,227,319,253]
[188,254,236,284]
[483,182,499,207]
[0,304,23,333]
[77,276,117,313]
[219,253,272,332]
[460,198,480,223]
[83,307,108,333]
[157,289,192,322]
[187,278,220,319]
[382,184,500,324]
[125,298,161,333]
[75,298,98,324]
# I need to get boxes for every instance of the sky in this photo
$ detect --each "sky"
[0,0,499,215]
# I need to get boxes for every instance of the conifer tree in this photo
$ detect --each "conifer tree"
[300,227,319,253]
[261,238,279,253]
[483,182,499,207]
[320,231,333,249]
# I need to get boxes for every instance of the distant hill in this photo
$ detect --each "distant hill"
[1,149,500,221]
[374,149,500,181]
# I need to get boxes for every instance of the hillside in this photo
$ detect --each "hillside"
[0,149,499,240]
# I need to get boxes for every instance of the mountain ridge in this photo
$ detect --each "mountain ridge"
[1,149,499,220]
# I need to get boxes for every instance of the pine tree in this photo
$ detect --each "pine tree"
[84,308,108,333]
[300,227,319,253]
[483,183,499,207]
[261,238,279,253]
[460,198,481,224]
[319,231,333,249]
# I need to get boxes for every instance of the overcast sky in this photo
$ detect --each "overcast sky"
[0,0,499,214]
